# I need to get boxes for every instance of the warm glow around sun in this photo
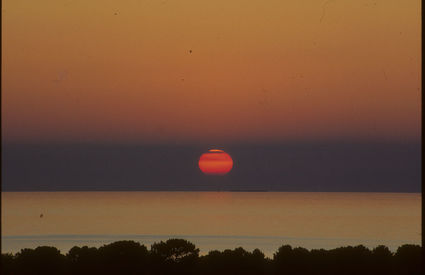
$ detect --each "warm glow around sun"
[1,0,420,143]
[199,149,233,175]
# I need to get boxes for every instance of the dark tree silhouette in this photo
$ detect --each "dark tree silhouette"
[200,247,269,275]
[371,245,394,274]
[97,240,149,275]
[67,246,100,275]
[13,246,67,275]
[1,241,422,275]
[1,253,15,275]
[309,248,330,274]
[273,245,313,274]
[150,239,199,275]
[327,245,373,275]
[394,244,422,275]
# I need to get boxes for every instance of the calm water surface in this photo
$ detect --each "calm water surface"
[1,192,420,256]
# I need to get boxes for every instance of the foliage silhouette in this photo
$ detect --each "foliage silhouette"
[1,253,15,275]
[150,239,200,275]
[13,246,67,275]
[1,240,422,275]
[273,245,313,274]
[67,246,100,275]
[371,245,394,274]
[200,247,270,275]
[394,244,422,275]
[98,240,149,274]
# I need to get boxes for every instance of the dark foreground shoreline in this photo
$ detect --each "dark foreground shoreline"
[1,239,422,275]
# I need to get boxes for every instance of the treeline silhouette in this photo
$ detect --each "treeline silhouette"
[1,239,422,275]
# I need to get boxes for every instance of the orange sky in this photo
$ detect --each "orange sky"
[2,0,421,143]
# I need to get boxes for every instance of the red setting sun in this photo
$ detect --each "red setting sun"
[198,149,233,175]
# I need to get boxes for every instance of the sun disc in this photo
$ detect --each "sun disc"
[198,149,233,175]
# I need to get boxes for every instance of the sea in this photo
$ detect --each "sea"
[1,192,421,257]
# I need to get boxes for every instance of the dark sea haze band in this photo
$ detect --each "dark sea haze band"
[2,142,420,192]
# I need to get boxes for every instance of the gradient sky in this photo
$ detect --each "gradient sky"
[2,0,421,144]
